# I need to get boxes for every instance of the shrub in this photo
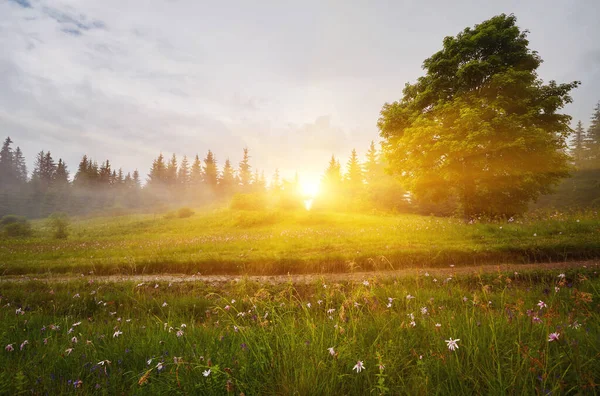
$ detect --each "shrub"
[177,207,195,218]
[230,193,268,211]
[1,215,32,238]
[47,212,70,239]
[164,211,176,219]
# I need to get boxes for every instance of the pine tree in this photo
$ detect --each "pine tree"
[98,160,112,185]
[190,155,203,186]
[219,158,235,194]
[203,150,218,188]
[0,137,15,185]
[586,102,600,168]
[132,170,141,188]
[74,155,91,187]
[571,121,586,168]
[147,154,167,185]
[166,154,178,185]
[321,155,342,194]
[116,168,124,185]
[54,159,69,185]
[345,149,363,190]
[178,155,190,187]
[238,148,252,191]
[14,147,27,183]
[364,141,379,185]
[272,168,281,191]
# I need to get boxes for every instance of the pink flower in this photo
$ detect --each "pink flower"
[20,340,28,351]
[5,344,14,352]
[548,332,560,342]
[537,301,547,309]
[327,347,335,356]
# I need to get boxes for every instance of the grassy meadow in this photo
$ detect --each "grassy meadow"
[0,268,599,394]
[1,208,600,276]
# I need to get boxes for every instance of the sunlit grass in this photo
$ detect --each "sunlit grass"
[1,209,599,276]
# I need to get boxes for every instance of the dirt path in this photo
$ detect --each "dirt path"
[1,260,598,285]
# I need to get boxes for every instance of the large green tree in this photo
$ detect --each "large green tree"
[378,14,579,217]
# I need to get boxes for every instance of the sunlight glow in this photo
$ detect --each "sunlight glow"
[299,180,320,198]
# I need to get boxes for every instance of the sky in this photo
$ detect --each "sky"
[1,0,599,185]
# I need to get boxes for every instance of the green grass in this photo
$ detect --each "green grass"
[1,209,599,275]
[0,269,598,394]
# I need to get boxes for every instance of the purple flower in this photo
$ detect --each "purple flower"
[548,332,560,342]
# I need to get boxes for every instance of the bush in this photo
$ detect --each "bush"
[230,193,268,211]
[47,212,70,239]
[164,211,176,219]
[1,215,32,238]
[177,207,195,218]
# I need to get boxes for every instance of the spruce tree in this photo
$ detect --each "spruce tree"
[586,102,600,168]
[147,154,167,185]
[219,158,235,194]
[14,147,27,183]
[178,155,190,187]
[571,121,586,168]
[166,154,178,185]
[345,149,363,189]
[238,148,252,191]
[190,155,203,186]
[203,150,218,189]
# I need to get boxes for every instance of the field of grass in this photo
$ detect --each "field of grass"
[0,268,598,394]
[1,209,599,276]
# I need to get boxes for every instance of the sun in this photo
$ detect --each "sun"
[299,179,320,198]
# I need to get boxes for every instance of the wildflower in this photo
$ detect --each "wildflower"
[113,330,122,338]
[532,316,543,324]
[136,283,144,287]
[156,362,164,371]
[354,302,360,308]
[570,321,581,330]
[154,284,159,289]
[462,296,468,302]
[410,321,416,327]
[323,284,327,289]
[548,332,560,342]
[180,324,187,329]
[74,380,83,388]
[386,303,392,308]
[65,348,73,355]
[43,338,49,345]
[72,322,81,327]
[537,300,547,309]
[97,360,110,366]
[231,299,236,304]
[176,330,184,338]
[533,233,537,237]
[353,360,365,373]
[15,308,23,315]
[20,340,28,350]
[224,305,230,311]
[327,347,335,356]
[378,363,385,370]
[406,294,415,300]
[233,326,239,332]
[71,336,78,343]
[407,313,414,320]
[68,328,74,334]
[445,338,460,351]
[424,272,429,277]
[327,308,336,314]
[433,278,438,283]
[162,302,168,307]
[420,307,428,315]
[73,294,80,298]
[147,358,153,365]
[555,287,560,293]
[558,273,565,279]
[306,303,311,309]
[435,323,441,328]
[317,299,323,305]
[362,280,369,286]
[5,344,14,352]
[203,369,211,377]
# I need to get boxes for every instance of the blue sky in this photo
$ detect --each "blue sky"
[1,0,599,184]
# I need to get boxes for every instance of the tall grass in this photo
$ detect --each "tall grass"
[1,209,599,275]
[0,268,598,394]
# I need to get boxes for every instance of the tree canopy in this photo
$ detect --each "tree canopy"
[378,14,579,217]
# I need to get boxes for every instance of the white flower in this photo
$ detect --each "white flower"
[327,347,335,356]
[406,294,415,300]
[162,302,168,307]
[410,321,416,327]
[136,283,144,287]
[386,303,392,308]
[72,322,81,327]
[73,293,80,298]
[424,272,429,277]
[202,369,211,377]
[435,323,441,327]
[71,337,78,344]
[180,324,187,329]
[557,273,566,279]
[154,284,159,289]
[231,299,236,304]
[20,340,28,350]
[306,303,311,309]
[65,348,73,355]
[176,330,184,337]
[97,360,110,366]
[445,338,460,351]
[113,330,123,338]
[362,280,369,286]
[5,344,14,352]
[420,307,428,315]
[156,362,163,371]
[555,287,560,293]
[353,360,365,373]
[327,308,336,314]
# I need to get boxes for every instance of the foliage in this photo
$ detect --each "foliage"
[0,215,32,238]
[176,207,195,218]
[47,212,70,239]
[230,193,268,211]
[0,270,598,394]
[379,14,579,218]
